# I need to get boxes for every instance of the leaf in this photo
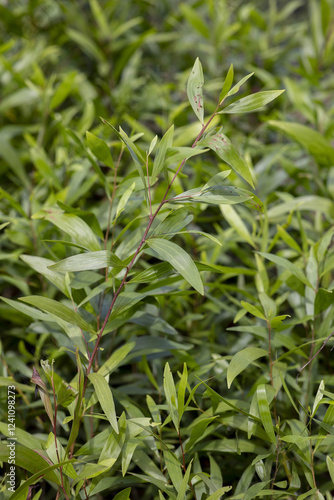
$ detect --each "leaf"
[164,362,178,429]
[200,131,254,188]
[257,385,276,444]
[240,301,266,320]
[20,255,68,296]
[176,460,192,500]
[146,238,204,295]
[152,125,174,179]
[177,363,188,422]
[312,380,325,417]
[98,342,135,377]
[314,288,334,315]
[227,347,268,388]
[19,296,93,332]
[226,73,254,98]
[113,488,132,500]
[163,449,183,491]
[187,58,204,124]
[49,251,125,273]
[185,417,217,451]
[326,456,334,483]
[259,292,277,322]
[116,182,136,217]
[220,205,255,246]
[88,373,119,433]
[244,481,271,500]
[206,487,232,500]
[221,90,285,114]
[73,458,116,484]
[219,64,234,103]
[40,210,101,252]
[86,131,114,168]
[268,121,334,165]
[100,118,147,195]
[257,252,313,288]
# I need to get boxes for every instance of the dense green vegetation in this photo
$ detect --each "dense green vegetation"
[1,1,334,499]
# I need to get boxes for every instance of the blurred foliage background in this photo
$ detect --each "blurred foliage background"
[1,0,334,498]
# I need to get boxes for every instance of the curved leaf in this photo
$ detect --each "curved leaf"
[187,58,204,124]
[146,238,204,295]
[227,347,268,388]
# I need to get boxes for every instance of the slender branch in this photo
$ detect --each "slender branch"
[296,330,334,379]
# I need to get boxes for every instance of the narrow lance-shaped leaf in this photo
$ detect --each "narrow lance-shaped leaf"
[221,90,285,114]
[227,347,268,388]
[257,384,276,444]
[219,64,234,103]
[49,250,125,273]
[187,58,204,124]
[100,117,148,199]
[19,296,94,332]
[152,125,174,179]
[199,131,254,188]
[257,251,313,288]
[88,373,119,434]
[146,238,204,295]
[86,131,114,168]
[163,362,179,430]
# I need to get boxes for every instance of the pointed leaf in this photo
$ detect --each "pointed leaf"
[164,363,178,429]
[146,238,204,295]
[226,73,254,98]
[176,460,193,500]
[219,64,234,103]
[257,385,276,444]
[19,296,94,331]
[221,90,285,114]
[187,58,204,124]
[152,125,174,179]
[227,347,268,388]
[88,373,118,433]
[49,250,125,273]
[257,252,313,288]
[200,131,254,187]
[86,131,114,168]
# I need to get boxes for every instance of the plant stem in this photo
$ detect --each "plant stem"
[84,108,221,383]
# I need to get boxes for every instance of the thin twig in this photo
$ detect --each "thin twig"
[296,330,334,379]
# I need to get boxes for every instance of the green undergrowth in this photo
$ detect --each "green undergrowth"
[1,1,334,499]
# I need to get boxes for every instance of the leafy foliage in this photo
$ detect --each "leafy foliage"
[1,1,334,499]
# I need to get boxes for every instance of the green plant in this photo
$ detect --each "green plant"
[2,1,334,499]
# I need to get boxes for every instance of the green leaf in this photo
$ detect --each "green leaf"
[326,455,334,483]
[187,58,204,124]
[240,300,266,320]
[257,385,276,444]
[164,362,179,429]
[177,363,188,422]
[176,460,192,500]
[199,130,254,188]
[221,90,285,114]
[268,121,334,165]
[206,487,232,500]
[49,250,125,273]
[98,342,135,377]
[86,131,114,168]
[152,125,174,179]
[113,488,132,500]
[19,296,93,332]
[244,481,271,500]
[257,252,313,288]
[20,255,68,296]
[227,347,268,388]
[100,118,147,195]
[88,373,119,433]
[220,205,255,246]
[163,449,183,491]
[146,238,204,295]
[39,210,101,252]
[219,64,234,103]
[226,73,254,98]
[259,293,277,322]
[185,417,217,451]
[314,288,334,315]
[73,458,116,484]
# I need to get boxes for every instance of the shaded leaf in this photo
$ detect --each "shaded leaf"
[227,347,268,388]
